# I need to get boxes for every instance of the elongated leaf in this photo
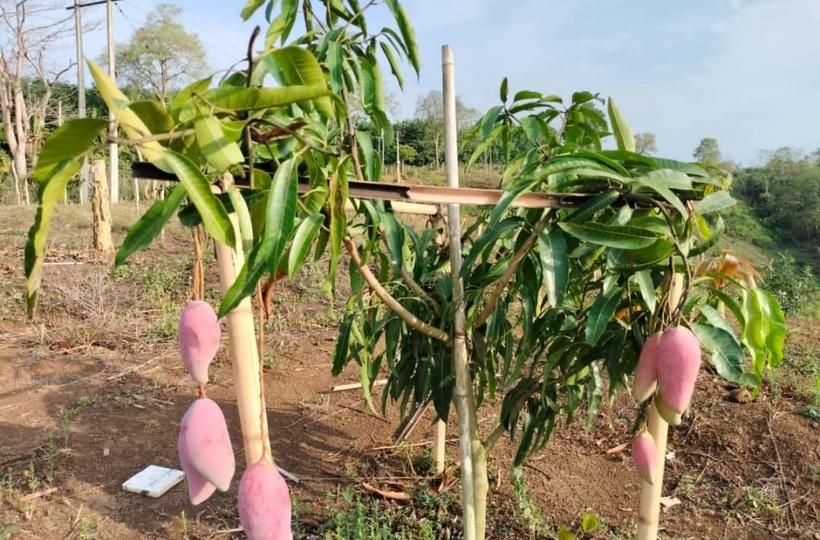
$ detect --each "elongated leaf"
[265,0,298,46]
[356,130,381,181]
[380,212,404,273]
[467,125,502,168]
[162,150,235,247]
[383,0,420,75]
[87,61,169,170]
[559,222,658,250]
[585,289,620,346]
[756,289,786,368]
[379,41,404,90]
[691,322,744,384]
[220,158,299,316]
[480,106,504,138]
[227,186,254,252]
[566,191,619,223]
[332,312,355,375]
[538,228,568,308]
[25,118,107,316]
[634,270,657,313]
[179,85,329,121]
[115,185,187,267]
[634,172,688,216]
[33,118,107,181]
[195,116,244,172]
[695,191,736,214]
[288,213,323,277]
[127,101,174,136]
[607,98,635,152]
[240,0,265,20]
[262,47,332,117]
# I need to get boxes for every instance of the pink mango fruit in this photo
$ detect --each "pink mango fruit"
[181,461,217,505]
[632,332,661,403]
[655,326,701,420]
[238,460,293,540]
[178,398,235,493]
[632,431,658,485]
[655,393,683,426]
[178,300,221,384]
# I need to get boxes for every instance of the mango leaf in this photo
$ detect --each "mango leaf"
[499,77,508,102]
[383,0,420,75]
[559,222,658,250]
[379,41,405,90]
[24,118,107,316]
[695,191,736,214]
[127,101,174,135]
[220,158,299,316]
[480,106,504,138]
[607,97,635,152]
[261,46,332,117]
[538,228,568,308]
[287,213,323,278]
[565,190,619,223]
[585,290,621,346]
[162,150,235,248]
[356,130,381,181]
[691,321,744,384]
[87,61,169,170]
[380,212,404,273]
[195,116,244,172]
[115,185,187,267]
[756,288,786,368]
[240,0,265,20]
[178,85,329,121]
[634,172,688,216]
[265,0,298,46]
[634,270,657,313]
[332,311,355,375]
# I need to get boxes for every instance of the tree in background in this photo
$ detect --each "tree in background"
[693,137,722,165]
[634,132,657,155]
[114,3,207,103]
[415,90,478,168]
[0,0,75,205]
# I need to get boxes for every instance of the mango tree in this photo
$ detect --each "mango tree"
[23,1,784,539]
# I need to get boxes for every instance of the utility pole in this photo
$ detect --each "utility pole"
[106,0,118,203]
[67,0,122,204]
[72,0,88,204]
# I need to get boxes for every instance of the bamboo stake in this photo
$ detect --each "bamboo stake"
[638,272,682,539]
[637,401,668,539]
[433,418,446,474]
[213,189,272,466]
[443,44,477,540]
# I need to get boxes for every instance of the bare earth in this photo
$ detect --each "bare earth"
[0,204,817,539]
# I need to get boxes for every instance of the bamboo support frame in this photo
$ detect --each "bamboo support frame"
[213,189,273,467]
[443,44,480,540]
[638,272,682,539]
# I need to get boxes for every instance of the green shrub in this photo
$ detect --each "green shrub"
[762,253,818,314]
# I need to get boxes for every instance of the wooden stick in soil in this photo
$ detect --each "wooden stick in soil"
[213,189,272,465]
[443,44,477,540]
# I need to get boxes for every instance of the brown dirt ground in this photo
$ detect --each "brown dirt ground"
[0,204,818,540]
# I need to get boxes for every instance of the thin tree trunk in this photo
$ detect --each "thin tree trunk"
[637,402,668,540]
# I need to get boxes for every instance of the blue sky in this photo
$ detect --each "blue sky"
[73,0,819,164]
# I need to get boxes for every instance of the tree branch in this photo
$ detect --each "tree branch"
[344,238,449,343]
[472,213,550,329]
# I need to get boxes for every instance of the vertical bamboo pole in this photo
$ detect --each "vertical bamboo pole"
[638,272,682,539]
[637,402,668,539]
[443,44,477,540]
[433,418,446,474]
[213,189,272,466]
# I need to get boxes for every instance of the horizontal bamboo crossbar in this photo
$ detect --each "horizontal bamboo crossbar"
[131,161,589,209]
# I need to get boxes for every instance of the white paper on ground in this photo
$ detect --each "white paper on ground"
[122,465,185,498]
